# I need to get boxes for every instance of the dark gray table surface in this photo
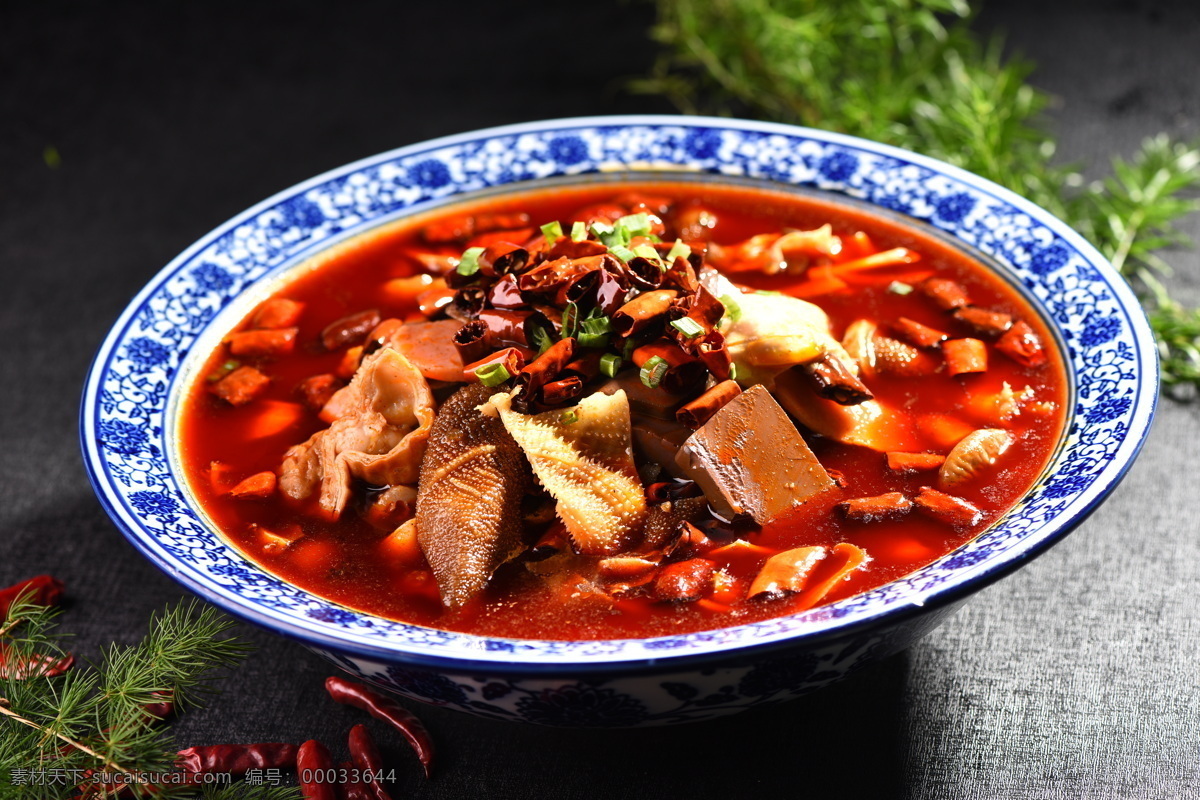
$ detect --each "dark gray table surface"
[3,1,1197,797]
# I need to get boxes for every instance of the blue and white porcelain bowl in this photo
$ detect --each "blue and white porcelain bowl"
[81,116,1157,726]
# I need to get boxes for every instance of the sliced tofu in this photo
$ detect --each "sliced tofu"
[674,385,835,524]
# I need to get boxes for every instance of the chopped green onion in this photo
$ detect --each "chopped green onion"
[456,246,485,276]
[589,220,614,239]
[666,239,691,261]
[728,362,740,382]
[580,316,612,336]
[632,244,661,261]
[531,324,554,354]
[475,363,512,387]
[622,337,638,361]
[671,317,704,339]
[888,280,914,295]
[576,331,610,349]
[562,302,580,339]
[206,359,241,382]
[541,220,563,245]
[639,355,670,388]
[560,408,579,425]
[719,294,742,326]
[600,353,623,377]
[571,220,588,242]
[616,213,652,238]
[609,245,636,263]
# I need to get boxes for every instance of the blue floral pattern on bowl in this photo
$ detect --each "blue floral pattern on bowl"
[81,116,1157,725]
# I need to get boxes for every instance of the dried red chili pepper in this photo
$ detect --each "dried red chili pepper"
[141,690,174,722]
[340,760,372,800]
[325,676,435,779]
[0,642,74,679]
[0,575,64,617]
[297,739,337,800]
[176,742,299,783]
[349,724,393,800]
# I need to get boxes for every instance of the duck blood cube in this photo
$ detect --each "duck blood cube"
[675,385,835,524]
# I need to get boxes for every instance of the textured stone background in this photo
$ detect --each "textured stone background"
[2,1,1197,797]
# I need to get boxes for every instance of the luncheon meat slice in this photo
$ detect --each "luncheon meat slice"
[416,383,530,608]
[279,348,434,519]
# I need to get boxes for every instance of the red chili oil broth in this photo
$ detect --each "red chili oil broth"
[179,181,1068,640]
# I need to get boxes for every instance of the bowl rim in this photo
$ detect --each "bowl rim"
[81,114,1158,674]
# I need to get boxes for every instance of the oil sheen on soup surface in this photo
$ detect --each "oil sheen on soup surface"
[180,181,1066,640]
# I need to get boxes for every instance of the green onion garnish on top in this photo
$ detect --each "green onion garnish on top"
[671,317,704,339]
[577,316,612,348]
[580,315,611,335]
[666,239,691,261]
[887,280,914,295]
[590,220,614,240]
[456,246,486,276]
[719,294,742,326]
[616,212,652,238]
[599,352,623,378]
[609,245,636,263]
[571,220,587,242]
[560,408,579,425]
[576,331,609,349]
[530,324,554,354]
[541,220,563,245]
[639,355,670,388]
[632,244,661,261]
[561,302,580,339]
[475,363,511,387]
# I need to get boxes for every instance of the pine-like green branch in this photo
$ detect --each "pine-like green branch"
[636,0,1200,397]
[0,599,299,800]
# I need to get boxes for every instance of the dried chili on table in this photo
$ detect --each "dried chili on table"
[349,724,393,800]
[176,742,299,783]
[325,676,435,778]
[0,574,64,617]
[296,739,337,800]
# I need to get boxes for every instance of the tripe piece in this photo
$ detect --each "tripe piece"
[416,383,529,608]
[485,389,647,555]
[674,385,835,524]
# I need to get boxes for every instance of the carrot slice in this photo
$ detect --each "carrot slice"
[784,265,849,298]
[380,520,423,565]
[944,338,988,376]
[336,346,364,379]
[748,546,827,598]
[886,452,947,473]
[228,471,277,499]
[830,247,920,274]
[382,274,437,309]
[244,400,307,440]
[251,298,305,329]
[225,328,298,358]
[793,543,870,610]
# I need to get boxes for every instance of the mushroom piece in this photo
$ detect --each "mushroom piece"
[674,385,835,525]
[939,428,1012,488]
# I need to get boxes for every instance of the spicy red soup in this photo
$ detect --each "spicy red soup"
[180,181,1066,640]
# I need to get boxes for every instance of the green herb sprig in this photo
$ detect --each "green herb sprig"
[0,597,301,800]
[636,0,1200,397]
